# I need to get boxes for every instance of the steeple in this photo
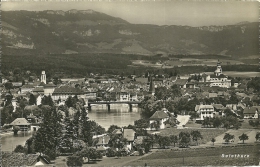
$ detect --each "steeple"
[41,71,46,84]
[214,60,222,76]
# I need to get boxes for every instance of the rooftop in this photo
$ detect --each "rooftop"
[150,110,169,120]
[10,118,30,125]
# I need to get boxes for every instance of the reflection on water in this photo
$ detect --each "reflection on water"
[1,104,141,151]
[1,131,34,151]
[88,104,141,130]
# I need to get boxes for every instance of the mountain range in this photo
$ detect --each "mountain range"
[2,10,259,56]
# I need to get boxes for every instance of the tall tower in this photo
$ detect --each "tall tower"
[41,71,46,84]
[214,60,222,76]
[149,76,155,96]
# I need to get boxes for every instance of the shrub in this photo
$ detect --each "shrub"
[67,156,83,167]
[14,145,26,153]
[106,148,116,157]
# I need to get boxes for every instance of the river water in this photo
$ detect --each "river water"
[1,104,141,151]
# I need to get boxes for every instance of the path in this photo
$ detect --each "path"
[176,115,190,129]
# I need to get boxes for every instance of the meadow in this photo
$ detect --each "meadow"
[125,144,260,166]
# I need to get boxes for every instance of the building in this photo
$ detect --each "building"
[10,118,31,131]
[52,86,85,101]
[20,84,34,94]
[95,135,110,148]
[43,83,56,96]
[2,152,50,167]
[119,90,130,101]
[40,71,46,84]
[243,106,260,119]
[123,129,136,151]
[195,104,215,120]
[173,79,188,88]
[149,109,169,130]
[204,60,231,88]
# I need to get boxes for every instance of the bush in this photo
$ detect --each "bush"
[44,148,56,160]
[14,145,26,153]
[106,148,116,157]
[67,156,83,167]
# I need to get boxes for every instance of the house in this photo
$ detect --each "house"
[134,77,148,84]
[2,151,50,167]
[43,83,56,96]
[209,93,218,98]
[149,109,170,130]
[95,135,110,148]
[212,104,226,116]
[119,90,130,101]
[195,104,215,120]
[123,129,136,151]
[52,86,85,101]
[12,82,23,88]
[32,87,44,95]
[173,79,188,88]
[243,106,260,119]
[10,118,31,131]
[20,84,34,94]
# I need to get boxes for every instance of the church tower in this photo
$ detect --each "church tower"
[149,75,155,96]
[41,71,46,84]
[214,60,222,76]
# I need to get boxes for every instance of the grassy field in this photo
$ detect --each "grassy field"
[158,127,227,145]
[125,144,260,166]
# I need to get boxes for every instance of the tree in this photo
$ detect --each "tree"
[239,133,249,144]
[211,138,216,146]
[59,116,75,153]
[34,106,63,158]
[223,133,234,144]
[169,135,178,147]
[41,95,54,106]
[107,125,121,134]
[106,148,116,157]
[14,145,26,153]
[29,94,36,105]
[4,82,13,90]
[158,136,171,148]
[179,132,190,148]
[255,132,260,141]
[134,118,150,129]
[155,87,170,100]
[249,120,260,128]
[79,147,102,163]
[80,108,93,146]
[190,130,203,146]
[13,126,20,135]
[67,156,83,167]
[88,120,106,136]
[212,117,222,128]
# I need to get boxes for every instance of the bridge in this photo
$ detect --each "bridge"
[87,101,141,111]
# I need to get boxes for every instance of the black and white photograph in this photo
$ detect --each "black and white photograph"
[1,0,260,166]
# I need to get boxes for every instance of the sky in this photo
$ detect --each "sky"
[2,1,259,27]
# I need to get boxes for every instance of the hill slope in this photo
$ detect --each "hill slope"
[2,10,259,56]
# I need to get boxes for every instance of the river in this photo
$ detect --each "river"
[1,104,141,151]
